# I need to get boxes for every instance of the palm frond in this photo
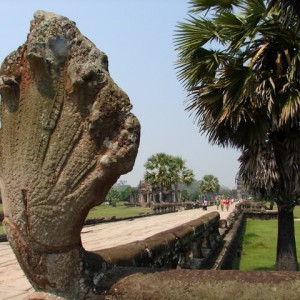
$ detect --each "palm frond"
[176,48,228,89]
[279,90,300,125]
[175,15,223,51]
[268,0,300,32]
[214,11,249,50]
[189,0,242,14]
[246,0,267,18]
[175,0,300,213]
[238,142,280,198]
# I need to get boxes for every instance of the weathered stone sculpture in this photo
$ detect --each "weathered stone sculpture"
[0,11,140,298]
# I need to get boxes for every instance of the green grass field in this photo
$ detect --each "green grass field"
[293,205,300,219]
[87,202,151,218]
[238,219,300,270]
[0,202,151,235]
[1,203,300,270]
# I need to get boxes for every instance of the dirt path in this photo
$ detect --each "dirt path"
[0,205,233,299]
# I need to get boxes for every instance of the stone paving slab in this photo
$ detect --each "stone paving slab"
[0,206,233,299]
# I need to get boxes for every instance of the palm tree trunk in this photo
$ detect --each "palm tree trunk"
[159,184,163,202]
[269,199,275,210]
[174,185,179,202]
[276,206,298,271]
[272,134,299,271]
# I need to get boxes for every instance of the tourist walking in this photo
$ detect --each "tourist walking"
[220,199,225,211]
[215,198,220,210]
[201,200,207,210]
[225,198,230,211]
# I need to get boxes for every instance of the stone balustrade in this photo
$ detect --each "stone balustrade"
[26,205,300,299]
[88,205,300,299]
[150,201,195,214]
[238,200,266,210]
[93,211,222,272]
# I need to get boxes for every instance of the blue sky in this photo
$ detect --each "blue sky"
[0,0,240,188]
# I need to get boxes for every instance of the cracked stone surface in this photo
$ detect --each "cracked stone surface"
[0,10,140,299]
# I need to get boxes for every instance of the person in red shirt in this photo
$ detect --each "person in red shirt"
[225,198,230,211]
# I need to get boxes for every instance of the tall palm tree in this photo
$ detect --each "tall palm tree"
[175,0,300,270]
[199,175,220,201]
[144,153,171,201]
[144,153,194,202]
[169,156,195,202]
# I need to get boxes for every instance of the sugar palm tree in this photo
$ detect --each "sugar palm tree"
[144,153,171,201]
[144,153,194,202]
[169,156,195,202]
[199,175,220,201]
[175,0,300,270]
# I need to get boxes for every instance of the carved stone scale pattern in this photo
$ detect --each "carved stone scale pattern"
[0,10,140,299]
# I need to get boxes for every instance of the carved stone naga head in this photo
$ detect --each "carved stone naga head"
[0,10,140,298]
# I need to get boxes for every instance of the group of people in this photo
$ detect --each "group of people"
[215,197,231,211]
[193,199,208,210]
[193,197,232,212]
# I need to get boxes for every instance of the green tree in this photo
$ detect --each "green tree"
[179,180,200,201]
[199,175,220,201]
[144,153,194,202]
[119,186,132,202]
[114,181,132,202]
[106,188,120,207]
[180,189,190,201]
[175,0,300,270]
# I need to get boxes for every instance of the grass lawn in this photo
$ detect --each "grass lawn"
[87,202,151,218]
[1,202,300,270]
[293,205,300,219]
[0,202,151,235]
[238,219,300,270]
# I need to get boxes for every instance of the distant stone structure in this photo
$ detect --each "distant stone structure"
[0,10,140,299]
[130,181,181,206]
